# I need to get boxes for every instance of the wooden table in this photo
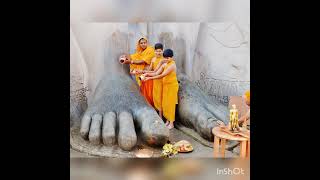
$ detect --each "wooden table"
[212,127,250,158]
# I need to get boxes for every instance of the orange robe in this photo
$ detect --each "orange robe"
[162,60,179,122]
[152,57,163,111]
[140,80,154,107]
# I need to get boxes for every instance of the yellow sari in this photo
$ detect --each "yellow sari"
[130,37,155,86]
[152,56,163,111]
[162,60,179,122]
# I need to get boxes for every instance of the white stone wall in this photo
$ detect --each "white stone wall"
[192,22,250,105]
[70,27,88,122]
[70,23,129,104]
[147,23,200,78]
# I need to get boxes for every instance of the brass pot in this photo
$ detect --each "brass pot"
[119,57,126,64]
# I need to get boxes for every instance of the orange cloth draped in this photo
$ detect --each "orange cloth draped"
[140,79,154,107]
[152,57,163,111]
[162,60,179,122]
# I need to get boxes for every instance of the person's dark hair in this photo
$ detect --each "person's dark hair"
[138,38,147,43]
[163,49,174,58]
[154,43,163,50]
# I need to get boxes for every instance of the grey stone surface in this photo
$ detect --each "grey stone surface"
[89,114,103,145]
[175,123,214,148]
[177,75,229,141]
[71,125,161,158]
[71,124,238,158]
[102,112,116,145]
[226,140,240,151]
[70,149,95,158]
[118,111,137,151]
[233,145,240,155]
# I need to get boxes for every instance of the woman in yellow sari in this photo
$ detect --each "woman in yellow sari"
[120,37,155,106]
[142,49,179,129]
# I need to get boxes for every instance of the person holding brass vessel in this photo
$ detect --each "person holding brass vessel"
[119,37,155,86]
[119,37,155,106]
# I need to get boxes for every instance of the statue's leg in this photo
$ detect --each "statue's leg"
[134,107,169,146]
[177,75,229,141]
[117,111,137,151]
[79,76,169,151]
[73,25,169,151]
[102,111,116,145]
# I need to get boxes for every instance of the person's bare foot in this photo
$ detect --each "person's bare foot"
[167,122,174,130]
[165,121,169,126]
